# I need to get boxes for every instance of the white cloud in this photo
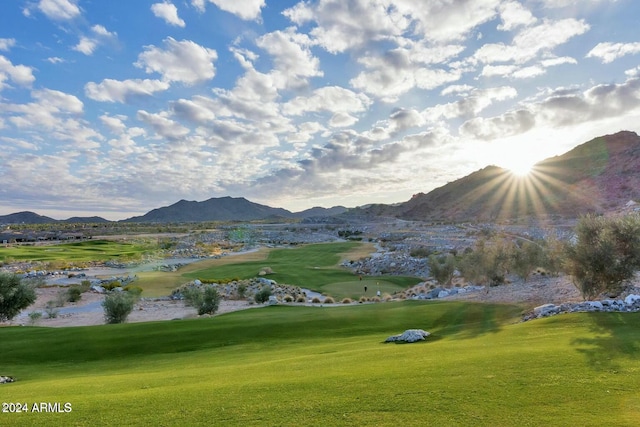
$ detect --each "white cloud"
[135,37,217,85]
[283,86,372,116]
[46,56,65,64]
[151,2,186,27]
[586,42,640,64]
[73,25,117,56]
[37,0,80,21]
[0,55,36,91]
[194,0,265,20]
[256,28,323,90]
[474,18,590,65]
[497,1,537,31]
[85,79,171,103]
[424,86,518,122]
[0,38,16,51]
[136,110,190,140]
[329,112,358,128]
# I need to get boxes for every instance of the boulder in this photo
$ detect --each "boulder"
[624,294,640,305]
[0,376,15,384]
[385,329,431,343]
[534,304,558,316]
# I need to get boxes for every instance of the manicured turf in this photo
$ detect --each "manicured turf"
[0,240,154,264]
[1,302,639,426]
[180,242,421,298]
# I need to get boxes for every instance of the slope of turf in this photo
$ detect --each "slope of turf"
[180,242,421,298]
[2,302,639,426]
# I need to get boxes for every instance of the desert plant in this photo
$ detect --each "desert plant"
[311,297,321,304]
[565,214,640,299]
[296,295,306,303]
[283,294,294,303]
[428,253,456,285]
[237,283,247,298]
[341,298,352,304]
[323,297,335,304]
[67,286,83,302]
[123,285,143,297]
[511,241,543,281]
[254,286,272,304]
[0,273,37,322]
[44,301,59,319]
[102,291,137,324]
[28,311,43,325]
[198,286,220,315]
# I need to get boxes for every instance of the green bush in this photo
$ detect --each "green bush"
[254,286,272,304]
[45,301,59,319]
[182,285,220,315]
[237,283,247,298]
[123,285,143,297]
[102,291,137,324]
[565,214,640,299]
[427,254,456,285]
[67,286,83,302]
[0,273,37,322]
[28,311,43,325]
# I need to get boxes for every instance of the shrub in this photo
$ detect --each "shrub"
[198,286,220,315]
[254,286,272,304]
[428,254,456,285]
[28,311,43,325]
[341,298,352,304]
[237,283,247,298]
[67,286,83,302]
[359,296,368,303]
[311,297,321,303]
[410,247,432,258]
[0,273,37,322]
[511,241,543,281]
[323,297,335,304]
[45,301,59,319]
[296,295,306,303]
[102,291,137,324]
[565,214,640,299]
[283,294,294,303]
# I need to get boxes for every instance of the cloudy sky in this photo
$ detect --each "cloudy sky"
[1,0,639,220]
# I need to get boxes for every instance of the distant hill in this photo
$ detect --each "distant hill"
[362,130,640,221]
[62,216,110,224]
[122,196,295,222]
[291,206,348,218]
[0,211,57,224]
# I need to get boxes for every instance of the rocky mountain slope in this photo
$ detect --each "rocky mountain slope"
[363,130,640,221]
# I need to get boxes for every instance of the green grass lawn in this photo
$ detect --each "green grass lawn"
[180,242,421,299]
[1,301,639,426]
[0,240,155,264]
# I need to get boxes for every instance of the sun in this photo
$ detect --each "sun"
[501,156,536,177]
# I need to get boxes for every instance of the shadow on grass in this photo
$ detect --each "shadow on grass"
[571,312,640,371]
[427,301,524,341]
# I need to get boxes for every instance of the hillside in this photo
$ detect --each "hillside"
[368,130,640,221]
[0,211,57,224]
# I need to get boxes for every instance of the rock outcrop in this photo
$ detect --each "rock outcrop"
[385,329,431,343]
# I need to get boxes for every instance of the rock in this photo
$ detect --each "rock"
[91,285,105,293]
[268,295,278,306]
[194,279,202,286]
[534,304,558,316]
[385,329,431,343]
[0,376,15,384]
[624,294,640,305]
[437,290,449,298]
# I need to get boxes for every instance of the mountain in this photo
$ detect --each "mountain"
[291,205,348,218]
[0,211,57,224]
[365,130,640,221]
[62,216,110,223]
[122,196,295,222]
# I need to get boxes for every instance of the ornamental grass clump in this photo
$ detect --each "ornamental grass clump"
[323,297,335,304]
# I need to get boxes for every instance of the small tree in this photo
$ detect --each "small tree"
[565,214,640,300]
[102,291,137,324]
[511,241,543,281]
[183,285,220,315]
[427,254,456,286]
[0,273,37,322]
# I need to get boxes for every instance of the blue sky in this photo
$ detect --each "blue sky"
[1,0,639,220]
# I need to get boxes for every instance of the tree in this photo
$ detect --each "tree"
[427,253,456,286]
[511,241,543,281]
[183,285,220,315]
[565,214,640,300]
[102,291,137,324]
[0,273,37,322]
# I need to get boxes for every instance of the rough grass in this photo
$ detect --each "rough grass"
[1,302,640,426]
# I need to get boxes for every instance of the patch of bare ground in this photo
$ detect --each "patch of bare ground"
[4,286,261,328]
[446,275,584,308]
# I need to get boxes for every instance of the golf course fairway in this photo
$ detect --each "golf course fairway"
[1,301,639,426]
